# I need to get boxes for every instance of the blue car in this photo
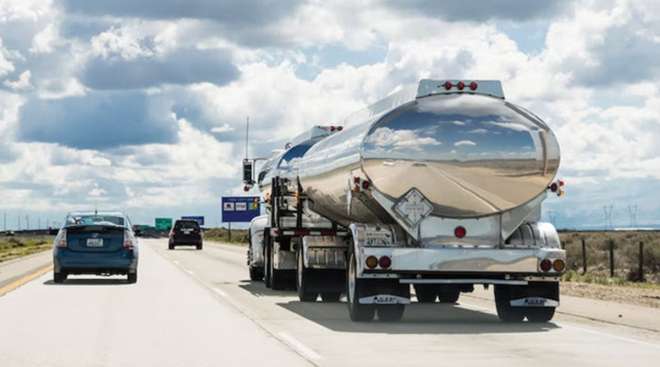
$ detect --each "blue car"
[53,211,139,283]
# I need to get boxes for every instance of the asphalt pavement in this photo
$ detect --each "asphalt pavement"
[1,239,660,367]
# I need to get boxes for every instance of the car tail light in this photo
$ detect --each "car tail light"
[56,229,67,248]
[454,226,466,239]
[123,238,135,250]
[540,259,552,272]
[365,256,378,269]
[553,259,565,272]
[378,256,391,269]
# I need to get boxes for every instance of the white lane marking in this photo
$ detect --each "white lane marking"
[564,324,660,350]
[185,269,194,275]
[462,302,660,350]
[278,332,322,361]
[212,287,237,304]
[173,260,179,265]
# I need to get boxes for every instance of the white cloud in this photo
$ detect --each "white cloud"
[3,69,31,90]
[454,140,476,147]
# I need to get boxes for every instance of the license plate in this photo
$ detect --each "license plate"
[182,229,193,234]
[86,238,104,247]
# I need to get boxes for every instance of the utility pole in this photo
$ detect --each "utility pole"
[627,204,638,229]
[603,205,614,230]
[26,215,30,230]
[18,215,21,230]
[3,212,6,231]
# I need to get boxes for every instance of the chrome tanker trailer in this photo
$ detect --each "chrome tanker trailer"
[244,79,566,322]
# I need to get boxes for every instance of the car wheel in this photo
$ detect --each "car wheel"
[168,243,174,250]
[127,272,138,284]
[53,271,66,284]
[196,244,203,250]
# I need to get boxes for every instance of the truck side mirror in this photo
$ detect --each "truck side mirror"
[243,159,254,185]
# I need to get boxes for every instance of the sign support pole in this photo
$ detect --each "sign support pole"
[228,222,232,242]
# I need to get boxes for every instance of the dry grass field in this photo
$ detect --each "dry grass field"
[0,235,53,263]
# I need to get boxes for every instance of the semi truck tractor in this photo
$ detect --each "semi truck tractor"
[244,79,566,322]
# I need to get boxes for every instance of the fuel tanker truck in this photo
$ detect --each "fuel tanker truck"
[243,79,566,322]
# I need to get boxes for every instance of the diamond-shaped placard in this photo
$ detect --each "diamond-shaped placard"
[393,188,433,227]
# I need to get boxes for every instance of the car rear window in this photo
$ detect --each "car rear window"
[66,215,125,227]
[175,221,200,230]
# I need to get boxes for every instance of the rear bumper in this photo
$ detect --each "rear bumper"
[170,238,202,246]
[358,246,565,277]
[54,248,138,273]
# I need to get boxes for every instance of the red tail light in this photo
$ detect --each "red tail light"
[361,180,370,190]
[540,259,552,272]
[454,226,466,239]
[456,81,465,90]
[56,229,67,248]
[469,81,478,90]
[123,238,135,250]
[443,81,453,90]
[378,256,391,269]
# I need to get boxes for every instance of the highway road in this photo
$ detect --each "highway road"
[1,239,660,367]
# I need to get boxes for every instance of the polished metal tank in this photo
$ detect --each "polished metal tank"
[291,80,560,230]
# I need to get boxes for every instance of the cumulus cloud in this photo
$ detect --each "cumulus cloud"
[454,140,476,147]
[18,91,179,149]
[381,0,571,22]
[80,47,240,89]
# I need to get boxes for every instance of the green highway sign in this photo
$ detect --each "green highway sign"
[155,218,173,231]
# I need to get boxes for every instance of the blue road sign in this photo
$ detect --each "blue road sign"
[181,216,205,226]
[222,196,261,222]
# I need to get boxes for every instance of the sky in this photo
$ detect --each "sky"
[0,0,659,230]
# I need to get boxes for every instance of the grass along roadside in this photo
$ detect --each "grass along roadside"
[0,235,53,263]
[203,227,248,246]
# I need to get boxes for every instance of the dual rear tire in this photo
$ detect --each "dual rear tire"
[494,284,557,323]
[414,284,460,303]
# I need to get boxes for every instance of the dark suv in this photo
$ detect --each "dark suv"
[169,220,203,250]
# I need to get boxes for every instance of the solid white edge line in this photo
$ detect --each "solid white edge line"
[460,302,660,349]
[278,332,322,361]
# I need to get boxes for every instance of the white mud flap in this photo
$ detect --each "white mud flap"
[359,295,411,305]
[510,297,559,307]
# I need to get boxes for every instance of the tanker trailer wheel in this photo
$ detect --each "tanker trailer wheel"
[525,307,555,323]
[320,292,341,302]
[297,249,318,302]
[414,284,437,303]
[437,286,460,303]
[377,282,409,322]
[347,253,375,322]
[249,266,263,281]
[264,236,272,288]
[494,285,525,322]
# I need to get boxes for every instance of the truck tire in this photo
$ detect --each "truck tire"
[320,292,341,302]
[196,244,203,250]
[264,236,272,287]
[297,250,318,302]
[377,305,405,322]
[437,286,460,303]
[526,307,555,322]
[347,253,375,322]
[414,284,437,303]
[249,266,263,281]
[53,271,67,284]
[494,285,524,322]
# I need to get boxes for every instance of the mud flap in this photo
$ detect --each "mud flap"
[510,297,559,308]
[359,295,411,305]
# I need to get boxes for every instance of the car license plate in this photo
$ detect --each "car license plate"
[86,238,104,247]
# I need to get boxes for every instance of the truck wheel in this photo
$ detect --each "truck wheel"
[127,272,138,284]
[494,285,524,322]
[347,253,375,322]
[437,286,460,303]
[414,284,437,303]
[321,292,341,302]
[526,307,555,322]
[297,250,318,302]
[264,238,272,287]
[249,266,263,281]
[168,243,174,250]
[53,271,67,284]
[377,305,405,322]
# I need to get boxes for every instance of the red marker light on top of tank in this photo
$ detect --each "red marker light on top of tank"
[456,81,465,90]
[454,226,466,238]
[443,81,453,90]
[469,81,478,90]
[549,182,558,193]
[361,180,370,191]
[559,179,565,186]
